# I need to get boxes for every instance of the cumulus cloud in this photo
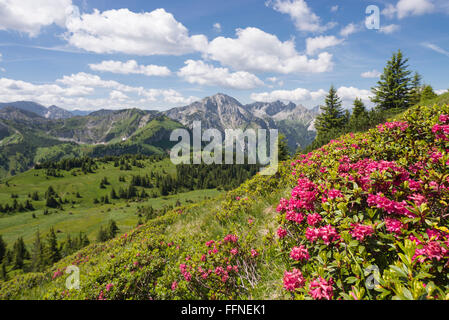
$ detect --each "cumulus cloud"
[340,23,359,37]
[251,86,373,107]
[305,35,344,55]
[383,0,435,19]
[89,60,171,76]
[361,69,382,78]
[379,24,400,34]
[268,0,335,33]
[0,74,197,111]
[65,8,208,55]
[331,5,339,12]
[178,60,264,90]
[0,0,75,37]
[205,27,334,74]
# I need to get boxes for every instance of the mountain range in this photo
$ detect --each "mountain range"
[0,94,318,177]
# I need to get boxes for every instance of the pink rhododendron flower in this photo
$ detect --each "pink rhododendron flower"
[106,283,114,292]
[309,277,334,300]
[290,245,310,261]
[384,218,405,235]
[251,249,259,257]
[307,213,322,226]
[224,234,238,243]
[283,269,305,292]
[277,227,287,239]
[171,281,178,291]
[350,223,374,241]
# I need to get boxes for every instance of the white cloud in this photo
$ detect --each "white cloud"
[305,35,344,55]
[251,86,373,107]
[0,74,197,111]
[109,90,128,101]
[340,23,359,37]
[361,69,382,78]
[422,43,449,57]
[213,23,222,32]
[331,5,339,12]
[380,24,400,34]
[205,27,334,74]
[65,8,208,55]
[178,60,264,90]
[383,0,435,19]
[436,89,448,95]
[268,0,335,33]
[0,0,75,37]
[56,72,141,93]
[0,53,2,62]
[89,60,171,77]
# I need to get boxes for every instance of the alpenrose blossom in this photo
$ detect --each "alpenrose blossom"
[377,121,409,132]
[350,223,374,241]
[384,218,405,235]
[290,245,310,261]
[307,213,322,226]
[277,227,287,239]
[367,193,414,217]
[283,268,305,292]
[306,225,340,245]
[309,277,334,300]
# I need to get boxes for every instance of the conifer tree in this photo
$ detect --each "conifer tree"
[12,237,29,269]
[44,228,61,265]
[314,85,347,145]
[0,262,7,281]
[31,231,44,271]
[0,235,6,264]
[108,220,120,239]
[278,134,290,161]
[420,85,438,102]
[409,72,423,106]
[371,49,412,110]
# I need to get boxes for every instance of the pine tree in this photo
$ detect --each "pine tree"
[409,72,423,106]
[44,228,61,265]
[420,85,438,102]
[12,237,29,270]
[96,227,108,242]
[348,98,369,132]
[314,85,347,143]
[108,220,119,239]
[31,231,44,271]
[0,235,6,264]
[371,49,412,110]
[277,134,290,161]
[0,262,7,281]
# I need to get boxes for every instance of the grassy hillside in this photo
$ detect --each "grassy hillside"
[1,102,449,300]
[0,157,221,247]
[0,110,184,178]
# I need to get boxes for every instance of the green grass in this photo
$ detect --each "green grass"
[0,158,222,246]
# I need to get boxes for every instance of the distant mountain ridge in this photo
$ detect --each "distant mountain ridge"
[164,93,318,152]
[0,101,74,119]
[0,93,319,177]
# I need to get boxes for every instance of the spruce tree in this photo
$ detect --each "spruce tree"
[420,85,438,102]
[31,231,44,271]
[314,85,346,141]
[12,237,29,270]
[371,49,412,110]
[0,262,7,281]
[108,220,120,239]
[409,72,423,106]
[278,134,290,161]
[44,228,61,265]
[0,235,6,264]
[348,98,369,132]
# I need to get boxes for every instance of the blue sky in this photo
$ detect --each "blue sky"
[0,0,448,111]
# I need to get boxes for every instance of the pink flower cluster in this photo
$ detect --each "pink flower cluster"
[290,245,310,261]
[277,227,287,239]
[414,241,449,262]
[309,277,334,300]
[377,121,409,132]
[283,268,305,292]
[306,225,340,245]
[367,193,413,217]
[350,223,375,241]
[223,234,238,243]
[433,115,449,141]
[307,213,322,226]
[384,218,405,235]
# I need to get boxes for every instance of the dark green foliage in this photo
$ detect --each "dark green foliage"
[421,85,438,102]
[31,231,44,272]
[0,235,6,264]
[371,49,412,110]
[315,85,347,136]
[12,237,29,270]
[44,228,60,265]
[278,134,290,161]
